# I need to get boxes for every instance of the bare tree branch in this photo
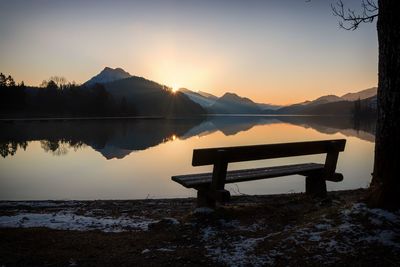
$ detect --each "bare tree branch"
[332,0,378,30]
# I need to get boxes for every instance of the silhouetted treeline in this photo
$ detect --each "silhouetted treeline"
[0,73,136,118]
[0,73,26,111]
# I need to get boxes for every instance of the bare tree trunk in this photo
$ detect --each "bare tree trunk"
[369,0,400,210]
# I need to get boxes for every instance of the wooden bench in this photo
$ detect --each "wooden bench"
[172,139,346,208]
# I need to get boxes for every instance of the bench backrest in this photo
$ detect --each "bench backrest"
[192,139,346,166]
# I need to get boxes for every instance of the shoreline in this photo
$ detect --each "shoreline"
[0,188,368,204]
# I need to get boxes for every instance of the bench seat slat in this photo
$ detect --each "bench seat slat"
[172,163,324,188]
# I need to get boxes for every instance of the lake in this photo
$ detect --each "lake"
[0,116,376,200]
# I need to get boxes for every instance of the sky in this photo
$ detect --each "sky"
[0,0,378,105]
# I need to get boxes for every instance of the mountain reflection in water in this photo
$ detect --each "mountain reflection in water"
[0,116,375,159]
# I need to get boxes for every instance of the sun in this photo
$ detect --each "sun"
[171,83,180,93]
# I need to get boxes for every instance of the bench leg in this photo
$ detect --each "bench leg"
[196,186,216,208]
[306,176,327,198]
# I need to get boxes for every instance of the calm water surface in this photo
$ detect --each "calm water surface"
[0,116,376,200]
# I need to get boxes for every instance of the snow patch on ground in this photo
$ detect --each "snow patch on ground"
[201,220,276,267]
[204,234,272,267]
[199,203,400,266]
[0,212,158,232]
[339,203,400,249]
[156,248,176,252]
[314,223,332,230]
[277,203,400,261]
[161,217,180,225]
[193,207,214,214]
[201,226,217,241]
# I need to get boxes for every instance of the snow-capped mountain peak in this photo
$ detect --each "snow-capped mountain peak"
[84,67,132,87]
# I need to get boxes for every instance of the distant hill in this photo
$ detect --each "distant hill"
[308,95,343,106]
[257,103,283,111]
[277,100,352,115]
[178,88,217,108]
[209,92,262,114]
[341,87,377,101]
[84,68,205,117]
[277,87,377,115]
[84,67,132,87]
[180,88,281,114]
[276,103,310,114]
[299,101,354,115]
[278,96,377,115]
[197,91,218,100]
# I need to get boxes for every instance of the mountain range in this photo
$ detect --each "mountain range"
[84,67,205,117]
[179,88,281,113]
[84,67,377,116]
[276,87,377,115]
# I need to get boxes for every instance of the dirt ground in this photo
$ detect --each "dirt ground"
[1,189,399,267]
